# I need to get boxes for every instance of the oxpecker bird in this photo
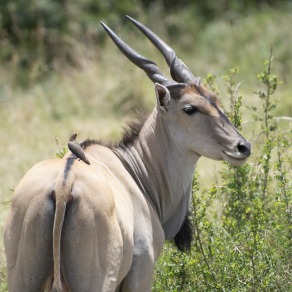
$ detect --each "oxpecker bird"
[68,133,90,165]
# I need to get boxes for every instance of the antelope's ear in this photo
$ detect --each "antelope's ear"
[155,83,170,111]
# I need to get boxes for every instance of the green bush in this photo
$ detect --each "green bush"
[153,51,292,291]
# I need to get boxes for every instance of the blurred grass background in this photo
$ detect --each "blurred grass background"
[0,0,292,286]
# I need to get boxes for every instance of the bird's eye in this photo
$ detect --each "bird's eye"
[183,104,198,115]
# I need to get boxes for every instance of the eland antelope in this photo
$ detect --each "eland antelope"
[4,16,251,292]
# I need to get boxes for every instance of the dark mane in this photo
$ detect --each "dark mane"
[118,112,149,147]
[80,139,112,149]
[80,112,149,150]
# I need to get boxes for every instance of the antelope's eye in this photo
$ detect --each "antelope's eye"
[183,104,198,115]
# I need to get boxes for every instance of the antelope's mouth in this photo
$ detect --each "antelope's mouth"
[222,150,249,166]
[220,139,251,166]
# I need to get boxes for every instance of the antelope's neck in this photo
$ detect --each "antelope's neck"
[114,109,200,239]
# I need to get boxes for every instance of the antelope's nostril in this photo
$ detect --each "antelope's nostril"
[237,141,251,156]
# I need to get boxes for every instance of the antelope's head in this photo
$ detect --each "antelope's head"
[101,16,251,166]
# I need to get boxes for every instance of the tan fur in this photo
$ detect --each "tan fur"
[181,86,220,116]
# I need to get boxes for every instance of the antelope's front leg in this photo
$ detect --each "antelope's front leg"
[120,250,155,291]
[120,212,164,292]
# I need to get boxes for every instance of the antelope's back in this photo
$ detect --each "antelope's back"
[4,152,135,291]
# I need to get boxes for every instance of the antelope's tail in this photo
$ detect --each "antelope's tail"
[52,158,75,292]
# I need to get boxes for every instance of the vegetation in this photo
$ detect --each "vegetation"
[0,0,291,290]
[153,53,292,291]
